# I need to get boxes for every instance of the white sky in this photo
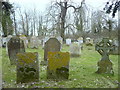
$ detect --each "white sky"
[8,0,109,12]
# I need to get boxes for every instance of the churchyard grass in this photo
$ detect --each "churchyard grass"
[1,44,118,88]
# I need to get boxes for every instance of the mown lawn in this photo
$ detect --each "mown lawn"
[1,44,119,88]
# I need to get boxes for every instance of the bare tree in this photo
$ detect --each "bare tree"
[46,0,84,43]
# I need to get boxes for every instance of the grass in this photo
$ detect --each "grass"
[1,44,119,88]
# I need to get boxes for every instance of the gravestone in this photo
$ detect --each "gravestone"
[86,37,93,46]
[95,38,114,74]
[0,37,1,46]
[6,35,13,55]
[42,36,50,47]
[30,36,40,49]
[17,52,39,83]
[109,39,120,55]
[56,36,63,45]
[77,37,83,50]
[44,38,61,61]
[70,42,81,57]
[47,52,70,79]
[7,36,25,65]
[19,35,28,48]
[2,37,7,47]
[66,38,71,45]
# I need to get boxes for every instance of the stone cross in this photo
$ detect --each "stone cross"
[95,38,114,74]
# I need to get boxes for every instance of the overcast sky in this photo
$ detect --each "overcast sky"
[9,0,109,12]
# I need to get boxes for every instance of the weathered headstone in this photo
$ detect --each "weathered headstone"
[30,36,40,49]
[2,37,7,47]
[19,35,28,48]
[77,37,83,50]
[44,38,61,61]
[66,38,71,45]
[47,52,70,79]
[17,52,39,83]
[77,37,83,45]
[86,37,93,46]
[42,36,50,48]
[6,35,13,55]
[56,36,63,45]
[7,36,25,65]
[95,38,114,74]
[109,39,120,55]
[70,42,81,57]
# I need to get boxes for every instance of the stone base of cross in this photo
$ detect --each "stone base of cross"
[95,38,114,74]
[95,59,114,74]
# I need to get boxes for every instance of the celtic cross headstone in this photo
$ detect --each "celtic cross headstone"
[95,38,114,74]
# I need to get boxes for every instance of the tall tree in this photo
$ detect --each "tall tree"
[47,0,83,43]
[1,1,14,36]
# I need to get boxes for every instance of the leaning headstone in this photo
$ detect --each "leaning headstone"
[70,42,81,57]
[30,36,40,49]
[19,35,28,48]
[7,36,25,65]
[66,38,71,46]
[95,38,114,74]
[44,38,61,61]
[17,52,39,83]
[47,52,70,79]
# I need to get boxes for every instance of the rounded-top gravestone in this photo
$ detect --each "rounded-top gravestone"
[44,38,61,61]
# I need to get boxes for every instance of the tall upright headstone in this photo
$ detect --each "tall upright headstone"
[47,52,70,79]
[44,38,61,62]
[17,52,39,83]
[95,38,114,74]
[7,36,25,65]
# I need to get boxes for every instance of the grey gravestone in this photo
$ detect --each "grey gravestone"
[109,39,120,55]
[56,36,63,44]
[7,36,25,65]
[42,36,50,48]
[17,52,39,83]
[95,38,114,74]
[30,36,40,49]
[19,35,28,48]
[86,37,93,46]
[77,37,83,50]
[70,42,81,57]
[44,38,61,61]
[66,38,71,45]
[2,37,7,47]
